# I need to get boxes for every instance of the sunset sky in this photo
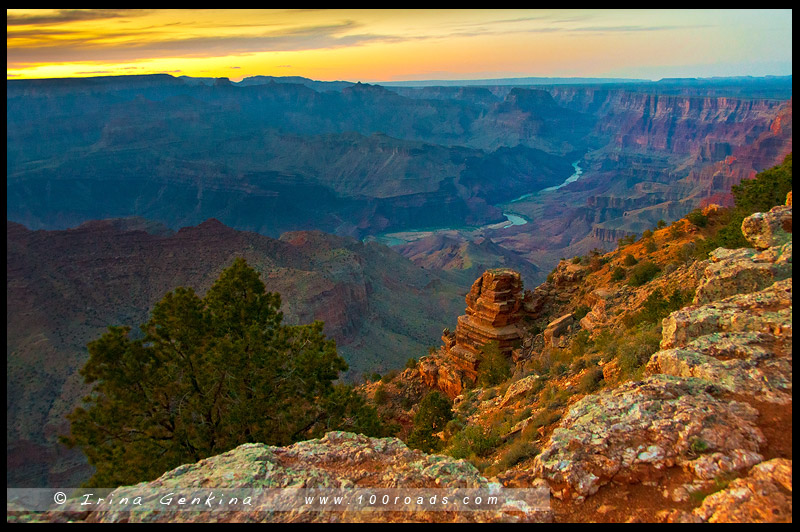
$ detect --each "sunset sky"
[6,9,793,82]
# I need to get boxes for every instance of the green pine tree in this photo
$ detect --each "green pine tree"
[61,258,384,487]
[406,391,453,453]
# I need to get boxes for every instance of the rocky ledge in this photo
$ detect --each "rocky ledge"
[32,432,551,523]
[531,193,792,521]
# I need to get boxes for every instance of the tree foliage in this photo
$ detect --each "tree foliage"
[61,258,384,487]
[627,261,661,287]
[406,391,453,453]
[476,341,511,387]
[709,153,793,250]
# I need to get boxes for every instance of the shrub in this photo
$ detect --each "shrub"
[588,255,605,272]
[477,341,511,387]
[644,239,658,254]
[571,256,582,265]
[617,234,637,248]
[627,261,660,287]
[497,439,540,470]
[520,409,563,440]
[625,288,692,326]
[373,384,389,405]
[577,366,604,394]
[444,418,465,439]
[570,330,591,359]
[641,229,653,240]
[405,358,418,369]
[406,391,453,453]
[668,223,684,239]
[617,323,662,378]
[381,369,399,383]
[573,305,591,321]
[686,208,709,228]
[689,437,710,457]
[447,424,501,459]
[678,241,697,262]
[610,266,626,282]
[592,329,616,355]
[623,253,638,266]
[656,219,667,229]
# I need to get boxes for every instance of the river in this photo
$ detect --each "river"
[366,159,583,245]
[508,159,583,203]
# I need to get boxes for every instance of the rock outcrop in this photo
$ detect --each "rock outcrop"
[457,269,525,354]
[29,432,552,523]
[420,269,525,397]
[664,458,793,523]
[530,195,792,521]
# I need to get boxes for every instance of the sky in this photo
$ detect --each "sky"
[6,9,793,82]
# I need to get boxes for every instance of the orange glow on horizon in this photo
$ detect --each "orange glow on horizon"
[7,9,793,82]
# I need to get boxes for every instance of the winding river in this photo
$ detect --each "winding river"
[508,159,583,204]
[367,159,584,244]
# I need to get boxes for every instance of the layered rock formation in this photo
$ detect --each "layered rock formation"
[420,269,525,397]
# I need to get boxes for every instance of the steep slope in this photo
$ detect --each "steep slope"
[6,218,466,487]
[370,186,791,522]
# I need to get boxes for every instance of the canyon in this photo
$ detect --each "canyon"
[7,75,792,283]
[11,180,792,524]
[5,75,793,521]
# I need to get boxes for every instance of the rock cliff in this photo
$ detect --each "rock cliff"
[419,269,525,397]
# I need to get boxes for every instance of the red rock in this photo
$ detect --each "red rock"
[420,269,525,397]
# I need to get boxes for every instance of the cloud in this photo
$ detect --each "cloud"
[7,9,149,26]
[7,18,394,67]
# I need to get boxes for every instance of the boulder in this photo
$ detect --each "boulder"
[690,458,792,523]
[741,203,792,251]
[543,313,573,349]
[532,375,765,499]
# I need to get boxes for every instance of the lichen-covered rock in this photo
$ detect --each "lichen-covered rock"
[661,278,792,350]
[499,374,541,408]
[682,450,764,480]
[646,331,792,403]
[741,203,792,251]
[531,375,764,498]
[690,458,792,523]
[693,244,792,305]
[74,432,552,523]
